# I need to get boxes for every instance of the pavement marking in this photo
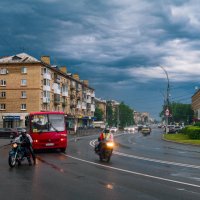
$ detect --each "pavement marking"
[89,139,200,169]
[62,153,200,189]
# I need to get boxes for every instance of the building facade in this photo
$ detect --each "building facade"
[0,53,95,129]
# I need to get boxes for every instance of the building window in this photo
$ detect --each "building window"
[21,104,26,110]
[0,68,8,74]
[43,79,50,86]
[21,67,27,74]
[21,79,27,86]
[0,92,6,98]
[0,80,6,86]
[0,104,6,110]
[21,91,26,98]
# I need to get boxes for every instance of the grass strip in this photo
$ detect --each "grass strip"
[163,133,200,145]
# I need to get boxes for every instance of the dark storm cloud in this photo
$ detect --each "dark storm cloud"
[0,0,200,119]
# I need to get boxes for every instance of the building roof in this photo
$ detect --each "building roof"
[0,53,40,64]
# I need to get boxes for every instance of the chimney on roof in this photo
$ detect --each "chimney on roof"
[41,56,50,65]
[73,74,80,80]
[60,66,67,74]
[83,80,89,86]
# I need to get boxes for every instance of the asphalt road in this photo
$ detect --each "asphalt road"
[0,128,200,200]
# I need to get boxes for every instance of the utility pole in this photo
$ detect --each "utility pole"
[160,66,170,133]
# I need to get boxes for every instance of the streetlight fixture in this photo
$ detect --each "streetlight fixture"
[160,66,170,133]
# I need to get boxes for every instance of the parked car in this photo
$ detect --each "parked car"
[167,125,182,134]
[141,126,151,135]
[0,128,18,138]
[110,127,118,133]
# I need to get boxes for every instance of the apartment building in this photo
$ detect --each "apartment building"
[0,53,95,129]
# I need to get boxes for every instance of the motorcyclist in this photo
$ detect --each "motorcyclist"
[95,128,113,152]
[15,129,36,165]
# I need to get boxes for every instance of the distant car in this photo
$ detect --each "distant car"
[167,125,181,134]
[110,127,118,133]
[0,128,18,138]
[141,126,151,135]
[127,126,135,132]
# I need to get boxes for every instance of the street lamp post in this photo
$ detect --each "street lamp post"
[160,66,170,134]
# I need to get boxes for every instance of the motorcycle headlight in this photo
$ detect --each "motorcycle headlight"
[12,143,18,148]
[106,142,114,147]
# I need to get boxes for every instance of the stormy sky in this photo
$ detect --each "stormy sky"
[1,0,200,120]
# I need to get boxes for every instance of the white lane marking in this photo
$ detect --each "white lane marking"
[89,139,200,169]
[62,153,200,189]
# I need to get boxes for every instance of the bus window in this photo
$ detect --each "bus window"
[32,114,48,133]
[49,114,65,132]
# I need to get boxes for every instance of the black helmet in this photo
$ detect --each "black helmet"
[21,129,26,136]
[104,128,110,134]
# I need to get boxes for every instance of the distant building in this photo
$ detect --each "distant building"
[94,97,107,122]
[134,111,150,125]
[0,53,95,128]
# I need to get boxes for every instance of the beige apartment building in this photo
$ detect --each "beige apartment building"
[0,53,95,129]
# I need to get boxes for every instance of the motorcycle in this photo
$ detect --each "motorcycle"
[8,141,30,167]
[95,139,114,162]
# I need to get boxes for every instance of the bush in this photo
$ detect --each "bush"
[193,122,200,127]
[180,126,200,139]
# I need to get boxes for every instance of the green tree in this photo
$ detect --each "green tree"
[94,107,104,121]
[106,102,113,127]
[160,102,194,124]
[119,102,134,128]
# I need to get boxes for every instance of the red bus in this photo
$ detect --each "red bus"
[25,111,67,151]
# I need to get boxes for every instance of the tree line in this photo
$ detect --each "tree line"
[94,102,134,129]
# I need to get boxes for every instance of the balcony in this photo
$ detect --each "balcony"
[43,85,51,91]
[86,98,91,104]
[76,104,82,109]
[62,101,67,107]
[91,104,95,112]
[70,94,76,99]
[43,73,51,80]
[91,92,95,97]
[43,97,50,104]
[62,91,68,97]
[70,84,76,90]
[54,94,60,104]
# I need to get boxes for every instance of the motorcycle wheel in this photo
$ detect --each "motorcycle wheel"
[106,155,111,163]
[99,154,103,161]
[8,155,16,167]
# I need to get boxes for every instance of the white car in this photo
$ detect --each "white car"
[110,127,118,133]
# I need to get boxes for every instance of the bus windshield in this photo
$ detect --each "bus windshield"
[31,114,65,133]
